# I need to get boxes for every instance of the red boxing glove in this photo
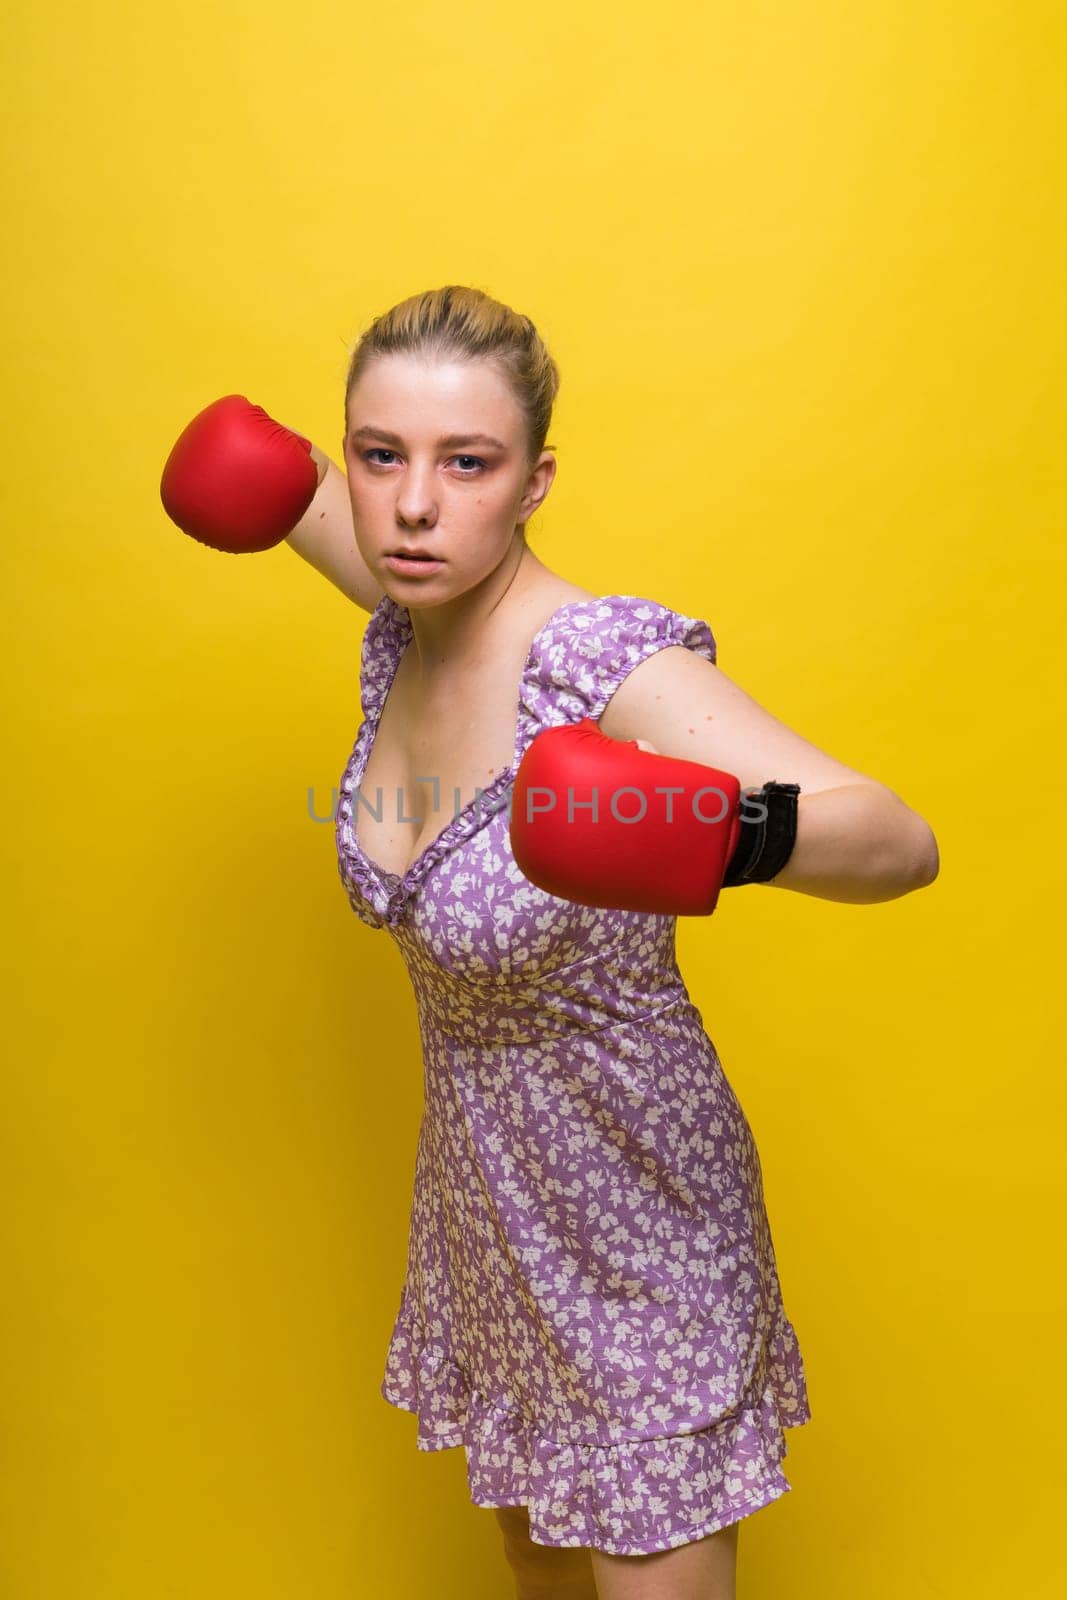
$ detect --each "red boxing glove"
[159,394,319,553]
[510,718,745,915]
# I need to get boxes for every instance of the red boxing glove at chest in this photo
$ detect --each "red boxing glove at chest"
[510,718,744,915]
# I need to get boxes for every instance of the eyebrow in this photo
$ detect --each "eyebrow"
[349,425,508,451]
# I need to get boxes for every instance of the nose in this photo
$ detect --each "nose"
[394,459,438,526]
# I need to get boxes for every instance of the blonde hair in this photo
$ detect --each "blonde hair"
[344,285,560,473]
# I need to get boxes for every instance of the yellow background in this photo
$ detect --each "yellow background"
[3,1,1064,1595]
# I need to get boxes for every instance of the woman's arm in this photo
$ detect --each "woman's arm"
[598,645,940,905]
[285,449,385,614]
[756,782,939,903]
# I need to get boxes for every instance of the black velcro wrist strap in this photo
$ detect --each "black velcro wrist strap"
[721,781,801,887]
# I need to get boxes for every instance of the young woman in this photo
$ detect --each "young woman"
[162,285,939,1599]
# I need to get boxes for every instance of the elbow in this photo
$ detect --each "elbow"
[918,838,941,888]
[873,799,940,898]
[904,818,940,891]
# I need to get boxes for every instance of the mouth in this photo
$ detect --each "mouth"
[385,551,446,573]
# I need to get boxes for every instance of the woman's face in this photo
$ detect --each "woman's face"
[342,353,555,605]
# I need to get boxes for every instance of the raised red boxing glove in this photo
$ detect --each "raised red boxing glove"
[510,717,747,915]
[159,394,319,554]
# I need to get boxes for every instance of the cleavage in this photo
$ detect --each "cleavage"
[356,651,520,878]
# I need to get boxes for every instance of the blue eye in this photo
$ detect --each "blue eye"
[362,449,486,475]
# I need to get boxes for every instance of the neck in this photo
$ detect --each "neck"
[404,539,553,679]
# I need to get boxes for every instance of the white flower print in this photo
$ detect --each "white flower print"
[332,594,811,1556]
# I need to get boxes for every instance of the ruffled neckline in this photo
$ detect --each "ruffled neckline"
[336,593,625,921]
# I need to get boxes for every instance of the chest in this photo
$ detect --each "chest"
[355,647,526,879]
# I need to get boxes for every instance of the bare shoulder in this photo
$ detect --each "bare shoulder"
[519,577,598,632]
[552,581,599,608]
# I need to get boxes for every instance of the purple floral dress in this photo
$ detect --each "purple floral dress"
[334,593,811,1556]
